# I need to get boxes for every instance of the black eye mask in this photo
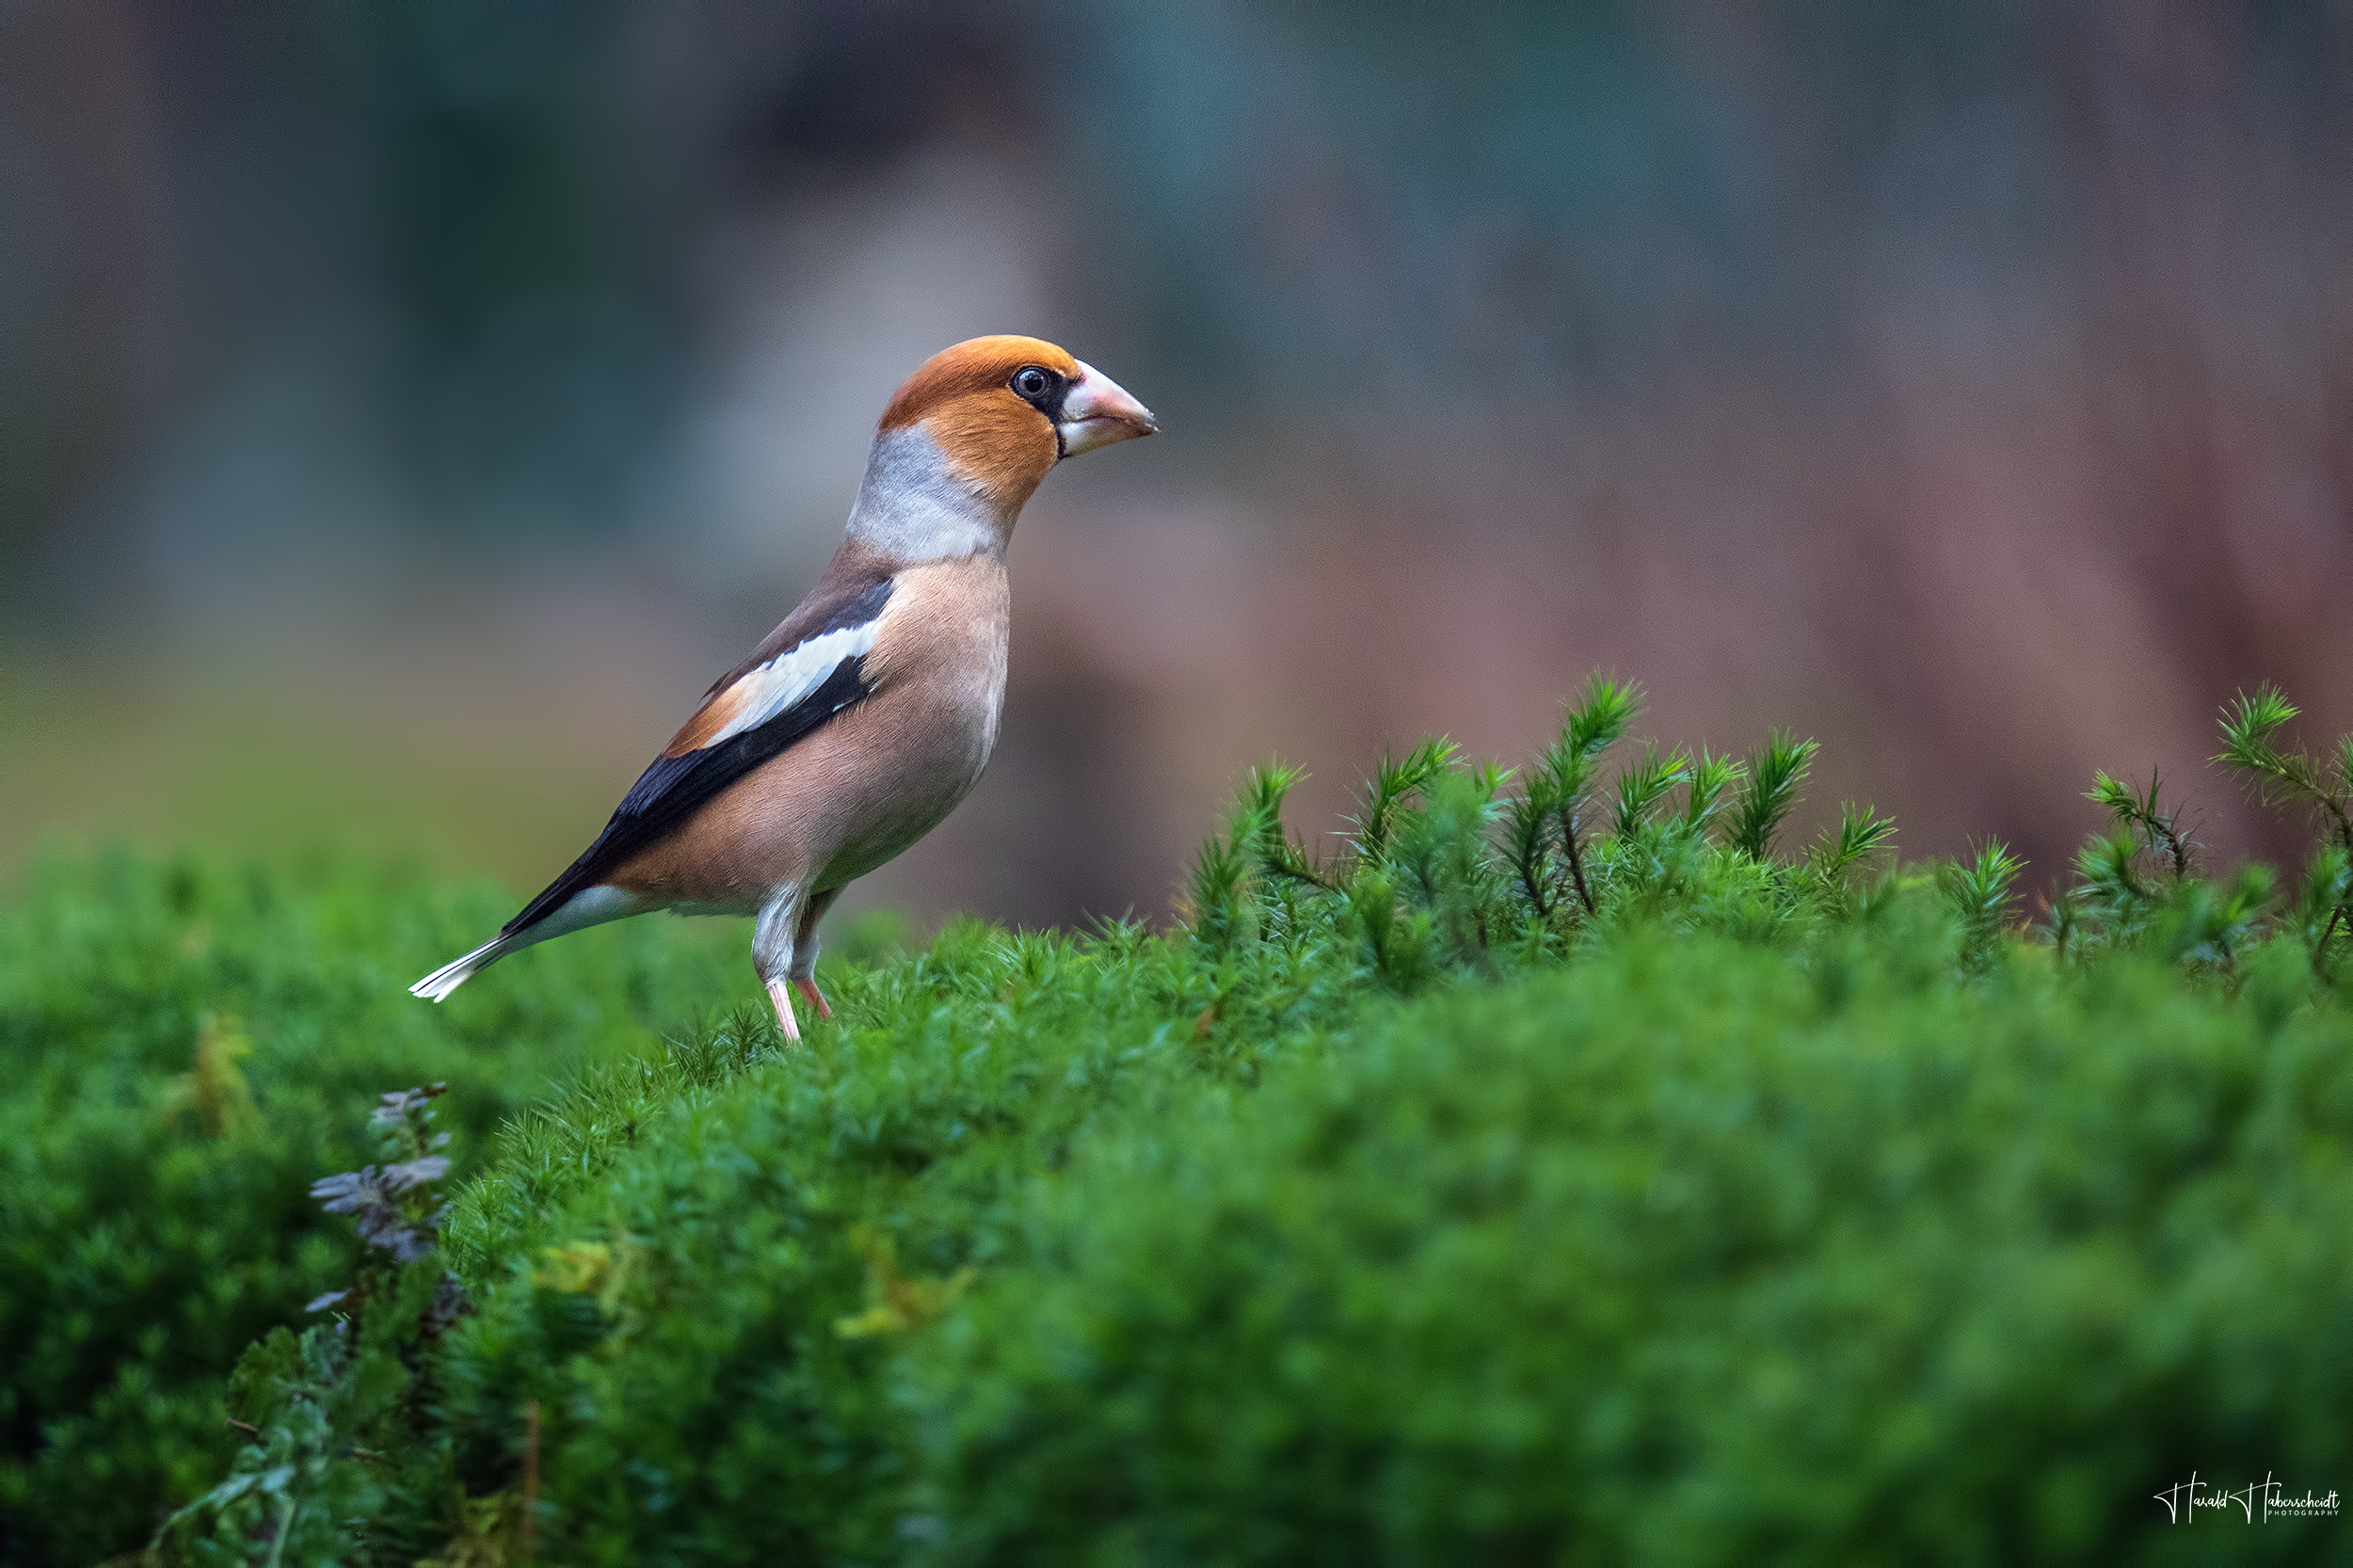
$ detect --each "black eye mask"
[1011,366,1069,423]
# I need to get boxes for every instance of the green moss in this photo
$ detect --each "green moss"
[924,938,2353,1564]
[0,847,751,1564]
[23,683,2353,1563]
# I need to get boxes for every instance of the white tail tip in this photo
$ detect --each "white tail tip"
[409,936,509,1001]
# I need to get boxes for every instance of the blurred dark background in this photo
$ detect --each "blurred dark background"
[6,0,2351,932]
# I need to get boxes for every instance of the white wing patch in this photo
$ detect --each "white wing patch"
[696,618,881,751]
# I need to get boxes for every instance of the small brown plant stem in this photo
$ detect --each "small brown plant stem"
[2154,820,2190,878]
[1517,855,1550,920]
[1559,805,1597,918]
[1266,858,1337,893]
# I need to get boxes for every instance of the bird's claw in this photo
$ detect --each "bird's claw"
[792,977,833,1020]
[765,979,803,1042]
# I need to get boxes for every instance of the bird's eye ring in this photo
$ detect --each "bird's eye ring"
[1012,366,1052,400]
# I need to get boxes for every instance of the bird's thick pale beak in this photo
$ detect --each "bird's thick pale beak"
[1057,360,1158,457]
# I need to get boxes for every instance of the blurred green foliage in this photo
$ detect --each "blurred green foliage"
[0,849,751,1564]
[20,683,2353,1562]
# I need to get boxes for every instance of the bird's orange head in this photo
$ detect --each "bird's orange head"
[878,335,1156,511]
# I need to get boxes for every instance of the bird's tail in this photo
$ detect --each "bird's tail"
[409,934,515,1002]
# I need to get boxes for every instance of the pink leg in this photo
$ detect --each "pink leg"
[765,978,803,1042]
[792,976,833,1021]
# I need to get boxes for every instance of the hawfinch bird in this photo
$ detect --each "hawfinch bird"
[411,335,1156,1038]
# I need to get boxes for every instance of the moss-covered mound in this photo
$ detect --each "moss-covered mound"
[15,681,2353,1564]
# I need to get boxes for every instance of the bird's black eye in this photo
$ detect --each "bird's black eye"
[1012,365,1053,402]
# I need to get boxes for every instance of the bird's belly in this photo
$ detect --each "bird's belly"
[811,685,999,889]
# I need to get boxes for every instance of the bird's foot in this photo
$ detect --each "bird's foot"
[765,979,803,1043]
[792,977,833,1021]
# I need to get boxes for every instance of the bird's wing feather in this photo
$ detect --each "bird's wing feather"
[501,575,894,936]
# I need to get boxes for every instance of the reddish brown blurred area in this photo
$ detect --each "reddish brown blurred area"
[5,1,2349,932]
